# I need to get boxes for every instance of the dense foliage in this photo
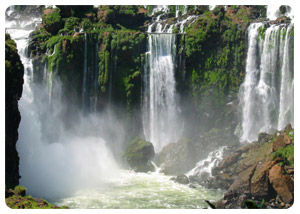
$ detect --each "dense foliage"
[181,6,252,135]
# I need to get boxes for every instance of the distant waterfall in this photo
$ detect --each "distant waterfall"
[82,33,88,112]
[82,33,99,112]
[278,24,294,130]
[143,34,182,152]
[239,22,294,142]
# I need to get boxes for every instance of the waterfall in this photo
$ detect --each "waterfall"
[147,5,198,34]
[81,33,99,112]
[239,22,294,142]
[5,7,41,106]
[278,24,294,130]
[267,5,294,21]
[82,33,88,112]
[6,7,119,198]
[143,33,182,152]
[91,41,99,112]
[187,146,227,177]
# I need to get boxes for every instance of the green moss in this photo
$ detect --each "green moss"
[258,25,267,40]
[289,27,294,37]
[42,8,64,35]
[6,195,68,209]
[5,33,24,99]
[123,137,155,172]
[47,42,63,72]
[273,145,294,167]
[182,7,248,132]
[64,17,80,32]
[146,5,154,15]
[235,7,251,25]
[14,186,27,196]
[81,18,93,31]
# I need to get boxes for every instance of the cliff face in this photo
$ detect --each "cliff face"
[27,5,270,172]
[28,6,261,137]
[5,34,24,189]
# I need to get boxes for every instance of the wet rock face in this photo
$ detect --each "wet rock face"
[170,174,189,184]
[250,161,274,199]
[269,164,294,204]
[156,128,239,176]
[5,34,24,189]
[124,137,155,173]
[155,139,196,175]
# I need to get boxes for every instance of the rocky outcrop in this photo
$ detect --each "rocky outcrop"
[155,138,196,175]
[42,8,64,35]
[206,125,294,208]
[268,164,294,204]
[156,128,239,175]
[5,34,24,189]
[5,186,68,209]
[123,137,155,172]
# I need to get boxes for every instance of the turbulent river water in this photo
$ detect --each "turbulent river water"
[51,170,224,209]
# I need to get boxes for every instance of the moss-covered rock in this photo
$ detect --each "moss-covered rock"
[14,186,27,197]
[42,8,64,35]
[123,137,155,172]
[5,186,68,209]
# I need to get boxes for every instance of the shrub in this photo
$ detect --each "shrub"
[64,17,80,32]
[273,145,294,167]
[43,8,64,35]
[14,186,27,197]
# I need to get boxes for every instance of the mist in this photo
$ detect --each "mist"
[17,76,126,199]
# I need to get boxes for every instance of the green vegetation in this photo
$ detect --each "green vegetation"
[97,29,146,110]
[5,34,24,82]
[273,145,294,167]
[182,6,250,132]
[42,8,63,35]
[5,34,24,190]
[123,137,155,172]
[28,5,290,138]
[258,25,267,40]
[6,194,68,209]
[5,186,68,209]
[244,199,265,209]
[14,186,27,196]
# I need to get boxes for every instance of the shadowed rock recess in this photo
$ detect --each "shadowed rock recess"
[5,5,293,209]
[5,34,24,189]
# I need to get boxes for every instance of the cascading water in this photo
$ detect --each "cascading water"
[187,147,227,178]
[81,33,99,112]
[267,5,294,21]
[147,5,198,34]
[278,24,294,130]
[239,22,294,142]
[142,5,201,152]
[82,32,88,111]
[6,7,119,198]
[143,33,182,152]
